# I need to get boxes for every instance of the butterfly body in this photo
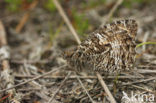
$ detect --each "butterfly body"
[64,19,137,75]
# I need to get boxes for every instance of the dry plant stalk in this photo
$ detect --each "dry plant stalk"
[102,0,123,25]
[0,20,19,102]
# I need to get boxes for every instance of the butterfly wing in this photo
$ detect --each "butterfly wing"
[64,19,137,74]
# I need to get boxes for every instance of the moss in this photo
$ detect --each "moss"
[5,0,22,12]
[44,0,56,12]
[71,9,89,37]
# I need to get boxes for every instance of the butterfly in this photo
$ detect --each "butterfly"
[63,19,138,75]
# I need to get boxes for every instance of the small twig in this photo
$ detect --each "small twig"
[137,69,156,74]
[96,72,117,103]
[48,71,71,103]
[107,0,123,19]
[53,0,81,44]
[76,73,95,103]
[137,65,156,68]
[17,88,41,92]
[0,21,7,45]
[0,93,11,102]
[11,58,50,64]
[15,0,38,33]
[122,77,156,86]
[0,65,66,93]
[15,75,144,79]
[132,85,154,93]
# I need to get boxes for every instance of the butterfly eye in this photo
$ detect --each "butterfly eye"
[117,21,121,24]
[104,25,107,29]
[110,23,113,26]
[77,51,82,57]
[131,20,136,23]
[105,43,110,46]
[103,43,110,47]
[125,19,129,24]
[110,23,115,26]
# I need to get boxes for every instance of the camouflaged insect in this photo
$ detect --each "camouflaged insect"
[64,19,137,75]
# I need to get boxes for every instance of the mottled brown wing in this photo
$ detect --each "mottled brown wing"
[64,19,137,74]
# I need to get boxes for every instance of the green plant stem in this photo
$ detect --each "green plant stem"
[136,42,156,48]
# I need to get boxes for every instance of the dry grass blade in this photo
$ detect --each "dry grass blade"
[132,85,154,93]
[14,75,143,79]
[48,71,71,103]
[96,72,117,103]
[103,0,123,25]
[76,74,95,103]
[122,77,156,86]
[53,0,81,44]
